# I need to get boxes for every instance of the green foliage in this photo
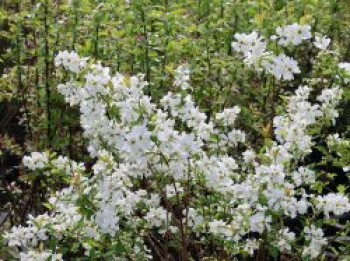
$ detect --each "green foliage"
[0,0,349,260]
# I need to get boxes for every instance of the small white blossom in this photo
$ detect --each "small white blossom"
[269,54,301,80]
[313,35,331,50]
[249,212,271,234]
[215,106,241,126]
[276,228,295,252]
[145,207,169,228]
[174,64,191,90]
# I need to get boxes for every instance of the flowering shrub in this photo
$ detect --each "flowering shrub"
[3,23,350,260]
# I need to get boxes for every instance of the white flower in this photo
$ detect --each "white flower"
[232,31,267,65]
[174,64,191,90]
[313,35,331,50]
[316,193,350,218]
[242,149,256,164]
[338,62,350,83]
[317,86,343,124]
[53,156,85,175]
[263,187,286,210]
[57,81,84,106]
[243,238,259,255]
[276,228,295,252]
[124,125,152,156]
[23,152,49,170]
[303,225,327,259]
[145,207,169,228]
[249,212,271,234]
[166,183,183,198]
[292,167,315,186]
[327,133,341,147]
[338,62,350,75]
[19,250,63,261]
[215,106,241,126]
[209,219,232,237]
[55,50,87,73]
[183,208,203,229]
[269,54,301,80]
[273,85,323,154]
[275,23,312,46]
[94,205,119,236]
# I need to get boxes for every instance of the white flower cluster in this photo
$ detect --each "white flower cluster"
[269,53,301,80]
[19,250,63,261]
[54,50,87,73]
[326,133,350,172]
[5,186,100,258]
[273,85,342,155]
[232,23,334,81]
[6,219,49,248]
[145,207,169,228]
[274,86,321,154]
[338,62,350,83]
[22,152,49,170]
[316,193,350,218]
[52,155,85,175]
[5,31,350,259]
[317,85,343,124]
[232,31,300,80]
[338,62,350,75]
[174,64,191,90]
[231,31,267,66]
[22,152,84,177]
[274,23,312,46]
[303,225,328,259]
[276,228,296,252]
[215,106,241,127]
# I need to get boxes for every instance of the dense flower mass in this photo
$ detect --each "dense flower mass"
[3,23,350,260]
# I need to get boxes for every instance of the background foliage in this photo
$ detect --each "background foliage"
[0,0,349,260]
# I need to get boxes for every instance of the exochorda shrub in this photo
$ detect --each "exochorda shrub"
[3,23,350,260]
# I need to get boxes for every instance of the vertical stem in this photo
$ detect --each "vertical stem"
[160,1,169,92]
[220,0,224,18]
[34,30,41,110]
[44,0,51,147]
[16,1,33,141]
[141,8,151,94]
[116,44,120,71]
[69,1,79,159]
[269,78,276,138]
[72,1,78,51]
[94,18,99,58]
